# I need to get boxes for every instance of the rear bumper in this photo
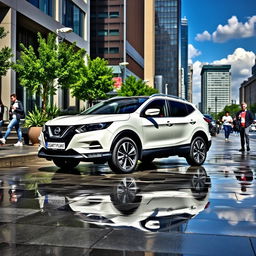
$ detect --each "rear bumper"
[38,148,111,162]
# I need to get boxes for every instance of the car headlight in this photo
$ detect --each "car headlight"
[75,122,112,133]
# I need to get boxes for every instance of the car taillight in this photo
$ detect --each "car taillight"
[204,117,211,123]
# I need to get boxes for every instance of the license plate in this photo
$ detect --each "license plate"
[46,142,65,150]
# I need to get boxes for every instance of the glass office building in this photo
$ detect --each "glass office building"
[181,17,188,99]
[155,0,181,95]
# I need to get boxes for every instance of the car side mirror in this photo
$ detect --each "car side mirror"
[145,108,160,116]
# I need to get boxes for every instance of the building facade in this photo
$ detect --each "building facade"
[90,0,144,82]
[180,17,188,99]
[187,64,193,102]
[0,0,89,112]
[155,0,180,95]
[201,65,231,115]
[240,58,256,107]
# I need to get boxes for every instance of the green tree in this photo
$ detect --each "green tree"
[70,55,114,106]
[13,32,85,111]
[217,104,241,121]
[118,76,158,96]
[0,27,13,77]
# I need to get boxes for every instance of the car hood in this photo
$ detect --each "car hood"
[45,114,131,126]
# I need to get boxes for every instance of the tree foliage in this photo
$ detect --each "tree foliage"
[216,104,241,121]
[0,27,13,77]
[13,32,85,111]
[118,76,158,96]
[70,55,114,106]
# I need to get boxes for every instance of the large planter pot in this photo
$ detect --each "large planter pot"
[28,127,42,145]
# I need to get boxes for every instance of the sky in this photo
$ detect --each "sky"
[182,0,256,105]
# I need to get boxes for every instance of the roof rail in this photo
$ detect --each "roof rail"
[150,94,188,102]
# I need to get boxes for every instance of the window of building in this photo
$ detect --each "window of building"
[98,30,108,36]
[109,12,119,18]
[109,47,119,54]
[26,0,53,16]
[98,12,108,18]
[63,0,85,37]
[99,48,108,54]
[109,29,119,36]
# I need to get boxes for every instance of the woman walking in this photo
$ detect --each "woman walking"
[222,111,233,141]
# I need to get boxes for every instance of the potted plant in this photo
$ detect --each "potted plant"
[24,105,60,145]
[24,106,47,145]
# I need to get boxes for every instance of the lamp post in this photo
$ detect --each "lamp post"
[119,61,129,84]
[55,27,73,110]
[165,83,168,95]
[215,96,218,119]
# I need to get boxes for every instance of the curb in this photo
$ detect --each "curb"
[0,153,39,168]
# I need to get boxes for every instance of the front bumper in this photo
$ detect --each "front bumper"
[38,125,114,162]
[38,147,111,162]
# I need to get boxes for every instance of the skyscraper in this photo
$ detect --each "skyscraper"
[181,17,188,99]
[201,65,231,115]
[187,64,193,102]
[155,0,181,95]
[90,0,144,80]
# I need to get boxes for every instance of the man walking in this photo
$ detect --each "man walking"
[236,102,255,152]
[0,94,24,146]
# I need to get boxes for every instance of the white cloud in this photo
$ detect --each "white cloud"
[195,31,211,42]
[188,44,201,64]
[195,16,256,43]
[192,61,206,105]
[213,16,256,42]
[192,48,255,105]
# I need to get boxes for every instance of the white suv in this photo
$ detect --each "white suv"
[38,95,211,173]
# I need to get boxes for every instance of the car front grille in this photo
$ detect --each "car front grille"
[44,125,77,147]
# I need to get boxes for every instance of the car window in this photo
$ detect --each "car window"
[168,100,188,117]
[142,99,167,117]
[185,103,195,115]
[81,97,148,115]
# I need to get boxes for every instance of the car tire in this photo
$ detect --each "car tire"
[186,137,207,166]
[108,137,139,174]
[110,177,141,214]
[53,159,80,169]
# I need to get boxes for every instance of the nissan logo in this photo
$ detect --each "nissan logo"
[53,127,61,135]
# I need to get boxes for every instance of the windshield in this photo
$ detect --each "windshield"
[81,97,149,115]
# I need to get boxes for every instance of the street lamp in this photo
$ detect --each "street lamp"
[215,96,218,119]
[119,61,129,84]
[55,27,73,110]
[165,83,168,95]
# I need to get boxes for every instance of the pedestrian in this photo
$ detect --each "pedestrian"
[236,102,255,152]
[222,111,233,141]
[0,98,4,139]
[0,94,24,146]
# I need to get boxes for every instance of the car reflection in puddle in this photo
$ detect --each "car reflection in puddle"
[38,166,211,232]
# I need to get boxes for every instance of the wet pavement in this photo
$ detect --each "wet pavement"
[0,132,255,255]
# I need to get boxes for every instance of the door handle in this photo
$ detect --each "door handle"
[190,120,196,125]
[166,121,173,127]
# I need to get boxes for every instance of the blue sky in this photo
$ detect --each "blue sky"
[182,0,256,104]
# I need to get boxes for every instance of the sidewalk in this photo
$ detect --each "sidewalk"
[0,144,39,167]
